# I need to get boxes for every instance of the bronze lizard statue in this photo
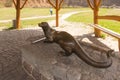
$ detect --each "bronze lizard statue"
[38,22,113,68]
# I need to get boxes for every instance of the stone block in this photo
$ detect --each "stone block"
[21,43,82,80]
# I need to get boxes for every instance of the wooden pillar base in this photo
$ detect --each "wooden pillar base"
[94,28,101,37]
[118,39,120,52]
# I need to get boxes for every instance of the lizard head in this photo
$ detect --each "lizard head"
[38,22,49,28]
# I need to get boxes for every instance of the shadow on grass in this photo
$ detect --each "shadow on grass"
[3,26,16,30]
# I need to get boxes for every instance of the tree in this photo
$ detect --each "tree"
[12,0,28,29]
[48,0,64,27]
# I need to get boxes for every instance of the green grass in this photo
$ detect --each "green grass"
[0,8,51,20]
[0,7,89,29]
[0,17,54,29]
[99,20,120,33]
[21,8,53,18]
[0,7,89,20]
[0,7,120,32]
[60,7,90,14]
[20,17,55,28]
[66,12,93,23]
[66,8,120,33]
[0,8,16,20]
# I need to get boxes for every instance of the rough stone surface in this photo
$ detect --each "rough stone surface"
[0,30,42,80]
[0,22,120,80]
[21,36,120,80]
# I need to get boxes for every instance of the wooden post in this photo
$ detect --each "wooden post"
[56,0,59,27]
[118,38,120,52]
[13,0,28,29]
[93,0,101,37]
[87,0,101,37]
[16,0,21,29]
[48,0,64,27]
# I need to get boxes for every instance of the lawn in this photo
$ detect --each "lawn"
[0,7,89,20]
[0,17,54,29]
[0,7,119,31]
[0,7,89,29]
[66,8,120,33]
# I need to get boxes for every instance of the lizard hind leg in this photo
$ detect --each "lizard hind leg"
[59,46,73,56]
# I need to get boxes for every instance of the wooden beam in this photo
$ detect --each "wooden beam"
[86,0,94,10]
[90,24,120,39]
[20,0,28,9]
[58,0,64,10]
[97,0,102,7]
[98,15,120,21]
[12,0,17,9]
[90,24,120,51]
[48,0,64,27]
[48,0,56,8]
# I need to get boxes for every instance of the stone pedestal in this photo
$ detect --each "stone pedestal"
[21,40,119,80]
[21,42,82,80]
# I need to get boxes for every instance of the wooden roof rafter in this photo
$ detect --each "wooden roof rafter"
[47,0,64,27]
[87,0,101,10]
[48,0,56,8]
